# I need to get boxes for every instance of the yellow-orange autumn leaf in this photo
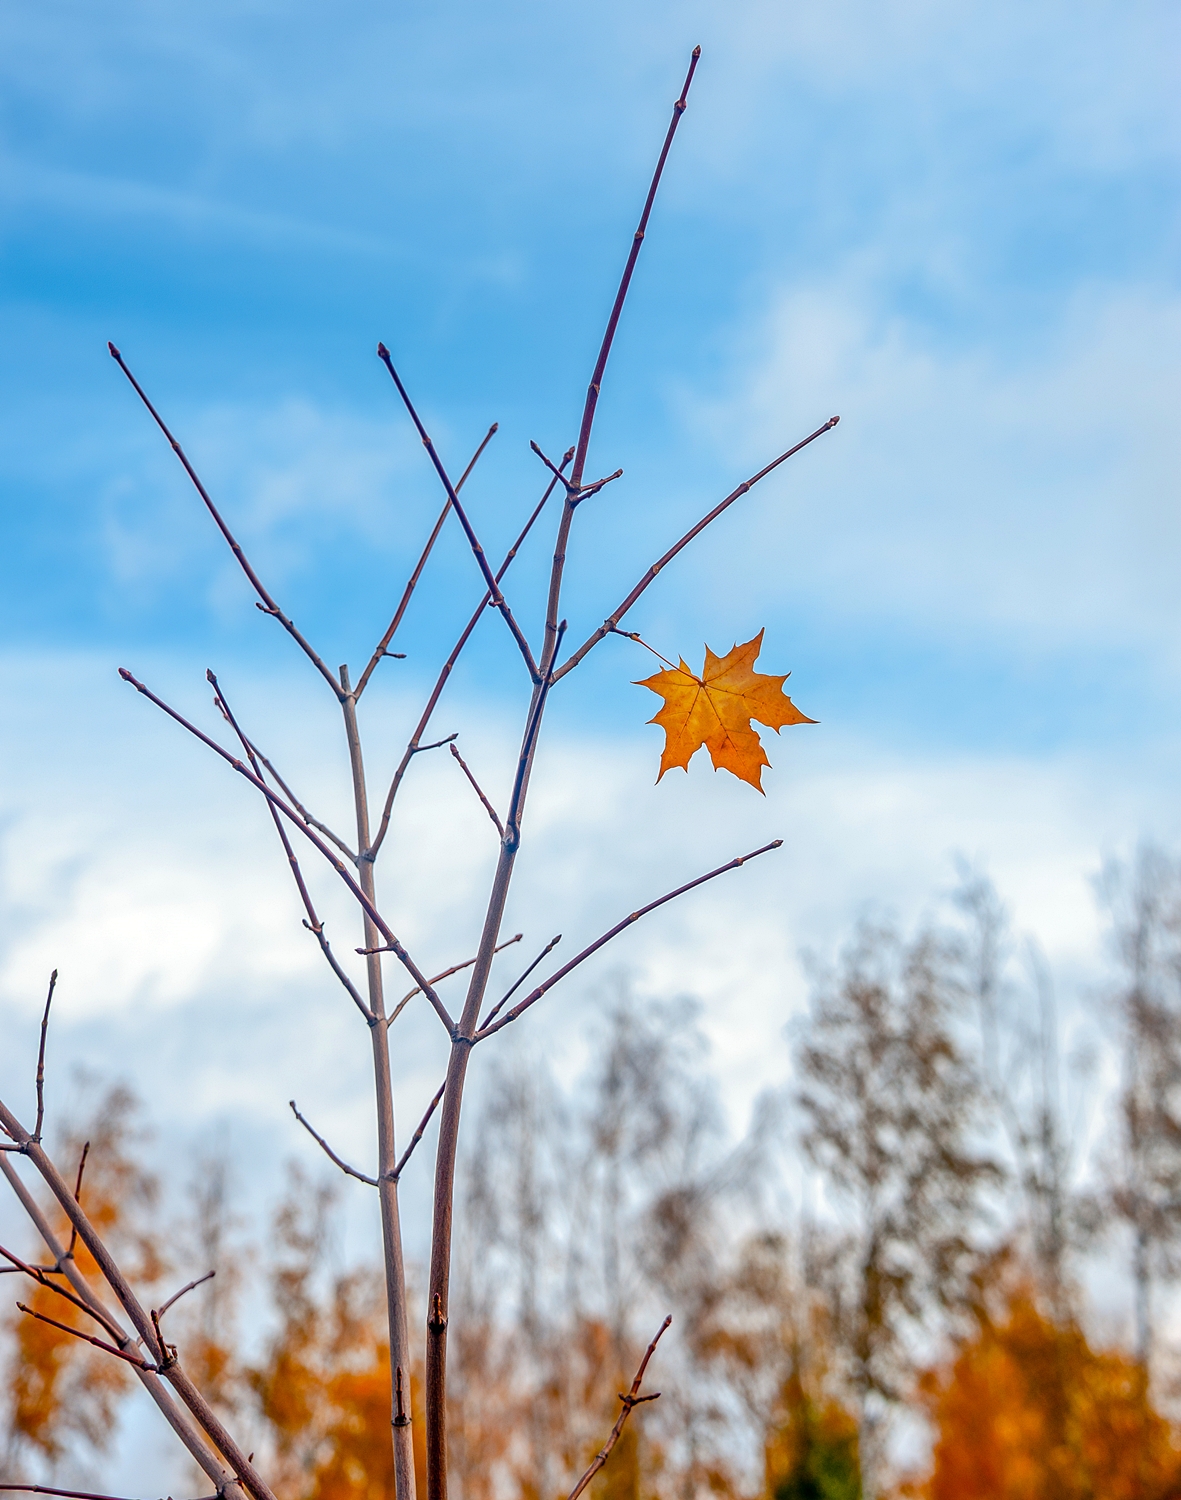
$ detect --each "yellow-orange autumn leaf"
[637,630,814,792]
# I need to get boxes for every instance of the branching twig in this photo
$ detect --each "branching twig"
[244,739,357,864]
[554,416,839,682]
[108,343,342,698]
[33,970,57,1142]
[449,744,504,837]
[16,1301,152,1369]
[355,423,499,699]
[367,451,573,861]
[289,1101,379,1187]
[477,840,782,1041]
[208,671,376,1025]
[65,1139,90,1260]
[529,441,623,505]
[567,1316,671,1500]
[377,345,540,682]
[384,935,523,1022]
[477,934,561,1031]
[390,1081,447,1182]
[0,1486,217,1500]
[0,1241,124,1342]
[156,1270,215,1323]
[118,668,455,1034]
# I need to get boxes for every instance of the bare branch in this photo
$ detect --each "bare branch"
[66,1139,90,1260]
[377,345,540,682]
[156,1270,215,1323]
[449,743,504,837]
[0,1241,125,1342]
[118,667,454,1034]
[391,1081,446,1182]
[208,671,376,1026]
[554,416,839,683]
[0,1485,217,1500]
[244,739,357,864]
[108,343,342,698]
[355,422,499,699]
[568,1316,671,1500]
[289,1100,379,1187]
[529,441,623,505]
[502,620,565,855]
[367,450,573,861]
[477,933,561,1031]
[477,840,782,1041]
[16,1301,152,1369]
[33,970,57,1142]
[384,934,524,1022]
[415,734,460,755]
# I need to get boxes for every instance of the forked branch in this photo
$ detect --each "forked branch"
[477,840,782,1040]
[567,1316,672,1500]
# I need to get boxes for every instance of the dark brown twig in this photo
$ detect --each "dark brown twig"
[108,343,342,698]
[208,671,376,1025]
[477,840,782,1041]
[355,423,499,699]
[65,1139,90,1260]
[0,1486,217,1500]
[554,416,839,682]
[384,934,524,1021]
[16,1301,151,1369]
[0,1241,124,1342]
[33,970,57,1142]
[156,1270,215,1323]
[567,1317,671,1500]
[367,450,573,862]
[477,934,561,1031]
[390,1081,447,1182]
[289,1101,379,1187]
[377,345,540,683]
[449,744,504,837]
[118,668,454,1034]
[529,442,623,505]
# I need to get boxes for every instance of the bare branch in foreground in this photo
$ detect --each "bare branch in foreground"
[33,970,57,1142]
[449,743,504,838]
[553,415,840,683]
[0,1241,125,1342]
[244,738,357,864]
[367,449,573,861]
[567,1316,672,1500]
[108,343,342,698]
[0,1486,217,1500]
[118,668,455,1035]
[289,1101,379,1187]
[65,1139,90,1260]
[156,1270,215,1323]
[477,840,782,1041]
[383,934,524,1023]
[391,1081,447,1182]
[377,345,541,683]
[355,422,499,699]
[17,1301,151,1369]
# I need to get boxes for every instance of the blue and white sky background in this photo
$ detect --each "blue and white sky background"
[1,0,1180,1390]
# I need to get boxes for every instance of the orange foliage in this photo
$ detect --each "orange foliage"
[5,1085,163,1463]
[910,1287,1181,1500]
[637,630,813,790]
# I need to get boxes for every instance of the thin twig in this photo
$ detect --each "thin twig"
[529,441,623,505]
[156,1270,215,1323]
[477,840,782,1041]
[289,1101,379,1187]
[118,668,455,1034]
[502,621,565,855]
[477,934,561,1031]
[33,970,57,1142]
[0,1486,217,1500]
[384,934,524,1021]
[355,423,499,699]
[0,1242,125,1342]
[108,343,342,698]
[390,1081,447,1182]
[567,1316,671,1500]
[414,734,459,755]
[16,1301,151,1369]
[553,416,839,683]
[244,739,357,864]
[65,1139,90,1259]
[449,744,504,837]
[367,450,573,861]
[377,345,540,682]
[208,671,376,1025]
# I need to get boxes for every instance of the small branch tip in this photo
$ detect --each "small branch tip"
[107,341,120,358]
[376,342,389,359]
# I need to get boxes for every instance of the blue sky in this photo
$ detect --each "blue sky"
[1,4,1180,1444]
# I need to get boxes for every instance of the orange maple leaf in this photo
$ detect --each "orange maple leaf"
[637,629,815,792]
